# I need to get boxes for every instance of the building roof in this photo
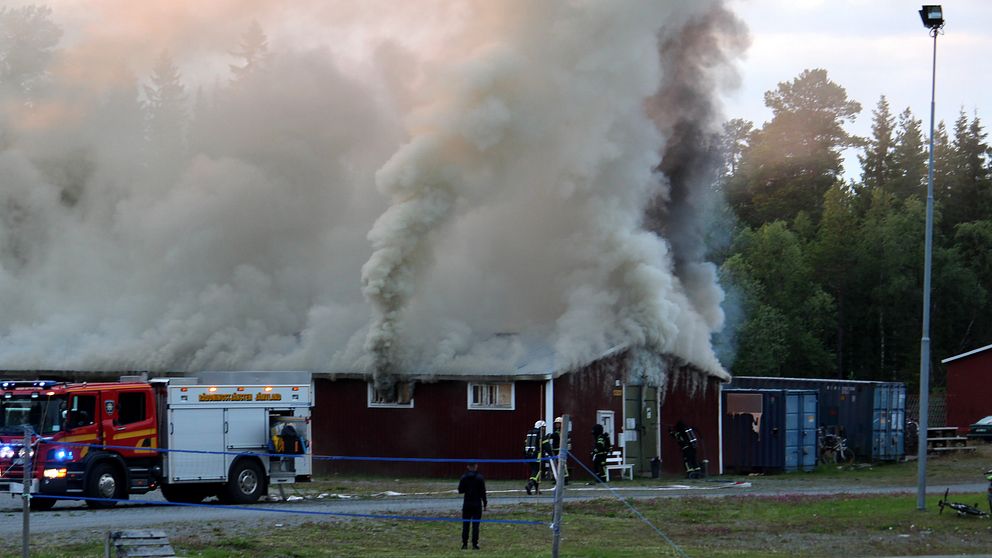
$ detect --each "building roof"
[730,376,903,386]
[941,343,992,365]
[324,342,629,382]
[2,340,728,385]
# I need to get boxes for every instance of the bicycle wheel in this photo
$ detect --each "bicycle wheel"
[837,447,855,465]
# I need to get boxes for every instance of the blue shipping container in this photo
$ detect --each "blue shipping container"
[729,377,907,462]
[723,389,818,473]
[872,383,906,460]
[785,389,819,472]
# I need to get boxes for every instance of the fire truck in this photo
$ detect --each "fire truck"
[0,373,313,510]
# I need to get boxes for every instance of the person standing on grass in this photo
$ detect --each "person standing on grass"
[458,462,488,550]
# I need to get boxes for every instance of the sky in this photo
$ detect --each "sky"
[725,0,992,178]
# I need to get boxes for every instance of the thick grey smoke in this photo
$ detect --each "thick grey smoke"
[645,3,751,371]
[0,1,742,388]
[361,1,742,393]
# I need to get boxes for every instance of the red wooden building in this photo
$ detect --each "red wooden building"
[311,347,726,480]
[943,343,992,432]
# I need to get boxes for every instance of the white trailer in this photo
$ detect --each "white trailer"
[154,373,313,504]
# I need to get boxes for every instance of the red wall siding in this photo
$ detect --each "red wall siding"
[554,354,722,477]
[661,376,721,475]
[553,355,626,479]
[312,378,544,480]
[310,360,722,480]
[946,349,992,431]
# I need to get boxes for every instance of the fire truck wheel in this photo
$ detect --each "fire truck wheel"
[29,497,57,511]
[221,460,265,504]
[85,463,124,508]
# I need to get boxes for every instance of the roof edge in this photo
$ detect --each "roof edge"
[941,343,992,364]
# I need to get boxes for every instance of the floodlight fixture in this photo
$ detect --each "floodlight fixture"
[919,5,944,30]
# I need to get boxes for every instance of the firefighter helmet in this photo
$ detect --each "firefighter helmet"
[554,416,563,424]
[534,420,546,429]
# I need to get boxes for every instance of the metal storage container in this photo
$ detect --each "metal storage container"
[872,382,906,460]
[722,389,818,473]
[728,377,906,462]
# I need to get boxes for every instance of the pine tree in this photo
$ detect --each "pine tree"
[857,194,925,380]
[889,108,927,202]
[940,112,991,230]
[230,20,270,82]
[726,69,862,227]
[0,5,61,96]
[812,184,858,377]
[859,96,896,196]
[144,50,188,163]
[950,220,992,353]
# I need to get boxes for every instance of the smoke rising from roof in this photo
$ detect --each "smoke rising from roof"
[0,1,743,386]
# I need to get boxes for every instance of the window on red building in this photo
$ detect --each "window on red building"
[467,382,514,410]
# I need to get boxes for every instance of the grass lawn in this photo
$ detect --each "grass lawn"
[34,492,992,557]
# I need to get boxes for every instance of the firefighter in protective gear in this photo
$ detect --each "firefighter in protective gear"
[524,420,546,495]
[270,422,304,454]
[591,423,611,482]
[540,423,554,481]
[670,420,702,478]
[546,416,570,484]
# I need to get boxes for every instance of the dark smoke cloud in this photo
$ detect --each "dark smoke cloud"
[645,3,751,339]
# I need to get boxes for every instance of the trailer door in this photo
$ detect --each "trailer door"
[168,409,225,481]
[224,408,268,474]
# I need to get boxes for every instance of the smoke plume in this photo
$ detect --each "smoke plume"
[0,1,744,390]
[645,3,750,373]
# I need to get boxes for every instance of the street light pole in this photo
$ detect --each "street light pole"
[916,4,943,512]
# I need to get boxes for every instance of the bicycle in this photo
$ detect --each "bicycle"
[938,488,989,518]
[818,427,855,465]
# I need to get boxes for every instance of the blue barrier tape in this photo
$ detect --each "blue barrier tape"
[316,455,557,464]
[30,494,546,525]
[46,441,558,464]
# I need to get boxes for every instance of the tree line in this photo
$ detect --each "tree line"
[716,68,991,388]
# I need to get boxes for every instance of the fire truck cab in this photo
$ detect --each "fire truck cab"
[0,373,312,510]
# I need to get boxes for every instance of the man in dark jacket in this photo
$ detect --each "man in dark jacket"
[458,463,488,550]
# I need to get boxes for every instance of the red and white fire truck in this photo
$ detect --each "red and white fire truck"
[0,373,313,510]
